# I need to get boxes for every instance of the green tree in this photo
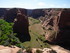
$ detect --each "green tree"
[0,19,23,48]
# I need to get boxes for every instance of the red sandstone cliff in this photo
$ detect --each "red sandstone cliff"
[42,9,70,47]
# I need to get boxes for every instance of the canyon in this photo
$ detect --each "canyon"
[0,8,70,52]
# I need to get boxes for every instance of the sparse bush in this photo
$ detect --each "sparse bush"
[17,49,23,53]
[36,50,43,53]
[29,17,40,25]
[38,35,46,41]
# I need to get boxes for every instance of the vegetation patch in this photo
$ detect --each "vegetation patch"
[0,19,24,48]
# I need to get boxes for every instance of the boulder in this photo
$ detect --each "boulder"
[42,48,56,53]
[0,45,21,53]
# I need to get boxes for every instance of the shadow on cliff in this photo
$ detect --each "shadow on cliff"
[56,27,70,50]
[13,9,31,42]
[56,9,70,50]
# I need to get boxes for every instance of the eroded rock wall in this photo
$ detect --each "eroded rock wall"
[13,9,30,42]
[4,8,18,22]
[56,9,70,45]
[43,9,70,47]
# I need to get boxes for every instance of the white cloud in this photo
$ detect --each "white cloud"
[46,4,67,8]
[38,2,46,6]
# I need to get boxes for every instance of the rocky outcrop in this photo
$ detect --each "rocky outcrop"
[23,47,70,53]
[0,45,70,53]
[13,9,31,42]
[23,48,56,53]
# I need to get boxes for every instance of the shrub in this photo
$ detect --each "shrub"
[17,49,23,53]
[36,50,43,53]
[26,48,32,53]
[29,17,40,25]
[38,35,46,41]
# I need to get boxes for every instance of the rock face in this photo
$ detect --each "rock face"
[0,8,8,19]
[27,9,33,17]
[42,9,62,42]
[56,9,70,46]
[4,8,18,22]
[42,9,70,48]
[13,9,31,42]
[4,8,27,22]
[31,9,45,18]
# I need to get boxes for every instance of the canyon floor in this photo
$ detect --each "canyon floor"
[22,17,49,48]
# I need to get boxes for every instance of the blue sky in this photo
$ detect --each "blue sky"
[0,0,70,9]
